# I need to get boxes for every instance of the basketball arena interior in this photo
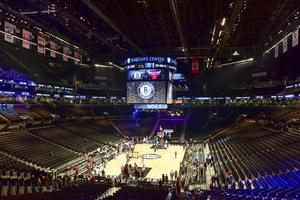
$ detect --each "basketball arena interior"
[1,0,300,199]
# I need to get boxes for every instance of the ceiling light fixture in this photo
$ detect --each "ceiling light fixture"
[216,58,254,68]
[221,18,226,26]
[233,51,239,56]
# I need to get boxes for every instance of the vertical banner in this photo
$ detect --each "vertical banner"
[22,29,31,49]
[37,35,46,54]
[292,29,299,47]
[74,51,80,65]
[68,48,73,62]
[4,21,16,43]
[50,41,56,58]
[283,37,288,53]
[191,58,200,74]
[63,46,70,62]
[274,45,279,58]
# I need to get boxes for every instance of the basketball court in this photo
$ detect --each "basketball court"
[103,143,185,179]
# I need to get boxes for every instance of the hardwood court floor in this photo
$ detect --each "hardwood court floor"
[103,143,185,179]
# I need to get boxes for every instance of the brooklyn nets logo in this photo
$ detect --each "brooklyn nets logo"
[137,82,155,100]
[141,153,161,160]
[133,71,142,79]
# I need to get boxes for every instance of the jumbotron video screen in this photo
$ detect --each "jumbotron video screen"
[127,81,168,104]
[125,56,175,105]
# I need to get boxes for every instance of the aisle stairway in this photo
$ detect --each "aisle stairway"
[180,110,190,142]
[203,143,215,189]
[96,187,121,200]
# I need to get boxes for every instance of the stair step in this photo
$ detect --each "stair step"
[96,187,121,200]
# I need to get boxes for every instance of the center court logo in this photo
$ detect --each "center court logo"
[141,153,161,160]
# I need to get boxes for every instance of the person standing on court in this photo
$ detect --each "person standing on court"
[174,170,178,180]
[170,170,174,181]
[165,174,169,183]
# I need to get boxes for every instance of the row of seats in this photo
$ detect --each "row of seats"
[186,107,264,140]
[208,110,300,199]
[112,112,158,137]
[0,153,34,173]
[0,107,43,123]
[218,170,300,199]
[1,169,53,197]
[0,130,78,169]
[30,106,54,119]
[0,182,110,200]
[210,125,300,181]
[60,120,120,144]
[15,108,42,121]
[105,186,169,200]
[0,110,22,122]
[30,126,100,153]
[113,119,142,136]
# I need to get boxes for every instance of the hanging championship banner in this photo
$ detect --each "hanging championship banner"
[22,29,32,49]
[37,35,46,54]
[68,48,73,62]
[274,45,279,58]
[283,37,288,53]
[4,21,16,43]
[50,41,56,58]
[292,29,299,47]
[74,51,80,65]
[191,58,200,74]
[63,46,69,62]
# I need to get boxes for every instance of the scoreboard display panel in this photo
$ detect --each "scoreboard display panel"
[127,69,167,81]
[125,56,176,105]
[127,81,167,104]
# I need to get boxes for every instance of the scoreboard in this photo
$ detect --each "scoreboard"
[125,56,176,105]
[127,81,168,104]
[127,69,168,81]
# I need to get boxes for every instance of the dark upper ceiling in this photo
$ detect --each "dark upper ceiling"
[1,0,300,65]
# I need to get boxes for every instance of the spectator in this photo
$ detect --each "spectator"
[165,174,168,183]
[170,170,174,181]
[184,190,192,200]
[166,188,172,200]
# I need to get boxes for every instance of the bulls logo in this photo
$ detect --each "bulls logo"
[147,70,161,80]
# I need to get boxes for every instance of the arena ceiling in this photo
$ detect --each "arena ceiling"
[1,0,300,64]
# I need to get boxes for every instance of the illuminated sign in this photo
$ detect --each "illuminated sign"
[173,73,186,81]
[127,69,166,81]
[125,57,177,66]
[134,104,168,110]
